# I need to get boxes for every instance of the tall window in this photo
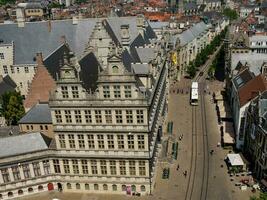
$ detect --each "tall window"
[78,134,85,149]
[53,160,61,173]
[107,135,114,149]
[43,160,50,175]
[103,86,110,98]
[24,66,29,73]
[100,160,107,175]
[22,164,31,179]
[0,53,4,59]
[95,110,102,123]
[136,110,144,124]
[63,160,70,174]
[91,160,98,175]
[65,110,72,123]
[126,110,133,123]
[10,66,14,74]
[127,135,135,149]
[124,85,132,98]
[119,161,126,175]
[55,110,62,123]
[113,85,121,98]
[58,134,66,148]
[105,110,112,124]
[115,110,123,124]
[71,86,79,98]
[12,166,21,181]
[68,134,76,149]
[129,161,136,175]
[33,162,41,177]
[74,110,82,123]
[1,168,10,183]
[72,160,79,174]
[139,161,146,176]
[138,135,145,150]
[117,135,124,149]
[87,134,95,149]
[97,135,105,149]
[61,86,69,98]
[3,65,8,74]
[84,110,92,123]
[110,161,117,175]
[81,160,88,174]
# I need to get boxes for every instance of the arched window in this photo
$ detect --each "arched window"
[103,184,108,191]
[131,185,136,192]
[140,185,146,192]
[67,183,72,189]
[18,190,23,195]
[38,185,43,191]
[28,188,33,193]
[85,183,89,190]
[7,192,13,197]
[94,184,99,190]
[76,183,80,190]
[112,66,119,73]
[112,184,117,191]
[122,185,126,191]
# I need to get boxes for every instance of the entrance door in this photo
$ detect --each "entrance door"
[47,183,54,191]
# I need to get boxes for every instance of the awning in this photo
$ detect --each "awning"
[222,122,235,144]
[227,154,244,166]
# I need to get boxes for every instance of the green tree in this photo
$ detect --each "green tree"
[0,0,15,5]
[223,8,238,21]
[250,192,267,200]
[186,62,197,78]
[0,91,25,125]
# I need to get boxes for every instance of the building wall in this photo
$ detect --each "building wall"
[19,124,54,138]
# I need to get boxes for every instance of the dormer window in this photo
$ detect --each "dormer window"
[112,66,119,74]
[71,86,79,98]
[61,86,69,98]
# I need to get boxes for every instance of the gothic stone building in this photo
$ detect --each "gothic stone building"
[0,16,168,199]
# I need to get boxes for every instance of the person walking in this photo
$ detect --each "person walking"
[176,164,179,171]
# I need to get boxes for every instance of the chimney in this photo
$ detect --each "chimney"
[120,24,130,47]
[16,8,25,28]
[136,14,145,37]
[47,20,51,32]
[36,52,44,67]
[60,35,66,44]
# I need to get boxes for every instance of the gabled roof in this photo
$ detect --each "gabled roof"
[135,47,155,63]
[232,68,254,91]
[0,132,51,158]
[0,19,97,64]
[238,75,267,107]
[132,63,149,75]
[19,103,51,124]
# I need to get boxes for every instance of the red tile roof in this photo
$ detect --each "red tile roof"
[24,53,56,111]
[238,75,267,107]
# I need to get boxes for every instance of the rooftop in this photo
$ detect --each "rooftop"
[0,132,51,158]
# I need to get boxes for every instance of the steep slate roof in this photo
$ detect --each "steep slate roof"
[19,103,51,124]
[238,75,267,107]
[178,22,208,46]
[0,132,51,158]
[135,47,155,63]
[0,19,97,64]
[0,75,16,96]
[231,53,267,74]
[132,63,149,75]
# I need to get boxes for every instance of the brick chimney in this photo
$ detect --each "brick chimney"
[36,52,44,66]
[120,24,130,47]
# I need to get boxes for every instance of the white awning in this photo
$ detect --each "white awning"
[227,154,244,166]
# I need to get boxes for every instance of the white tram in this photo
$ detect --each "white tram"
[190,82,198,106]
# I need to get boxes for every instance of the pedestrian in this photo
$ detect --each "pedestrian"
[176,164,179,171]
[179,136,182,141]
[184,170,187,177]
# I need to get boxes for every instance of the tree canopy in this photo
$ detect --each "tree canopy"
[0,0,15,5]
[223,8,238,21]
[250,192,267,200]
[0,91,25,125]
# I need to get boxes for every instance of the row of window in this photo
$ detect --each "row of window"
[2,65,36,74]
[102,85,132,98]
[58,134,145,150]
[54,109,145,124]
[26,124,48,131]
[1,160,50,183]
[1,186,43,198]
[53,159,147,176]
[65,182,146,192]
